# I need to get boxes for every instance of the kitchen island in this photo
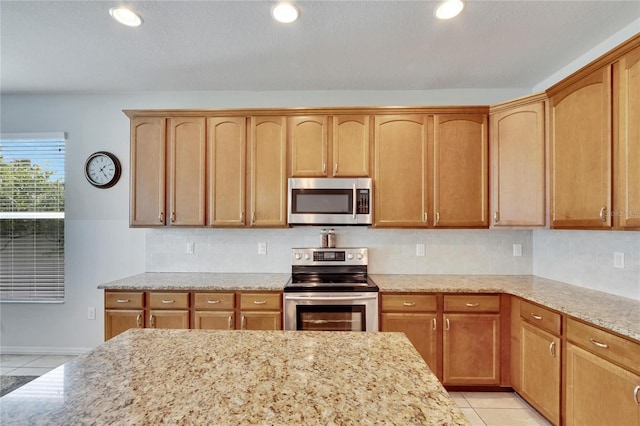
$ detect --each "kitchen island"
[0,329,468,425]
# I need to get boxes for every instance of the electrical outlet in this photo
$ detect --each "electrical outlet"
[186,242,195,254]
[513,244,522,257]
[87,307,96,320]
[258,242,267,255]
[614,252,625,269]
[416,244,425,257]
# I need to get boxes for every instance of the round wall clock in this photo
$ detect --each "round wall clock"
[84,151,121,188]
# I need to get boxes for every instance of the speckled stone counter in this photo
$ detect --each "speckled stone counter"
[0,329,468,425]
[371,274,640,342]
[98,272,290,291]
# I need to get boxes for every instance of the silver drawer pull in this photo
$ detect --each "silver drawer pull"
[403,302,416,307]
[531,313,543,320]
[161,299,175,304]
[116,299,130,303]
[466,303,480,307]
[590,338,609,349]
[634,385,640,405]
[207,300,221,304]
[253,300,267,305]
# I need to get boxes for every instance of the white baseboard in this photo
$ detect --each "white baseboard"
[0,346,92,356]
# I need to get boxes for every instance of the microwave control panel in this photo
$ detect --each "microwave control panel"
[357,190,370,214]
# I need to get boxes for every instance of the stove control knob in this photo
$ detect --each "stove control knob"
[357,253,364,260]
[304,253,311,260]
[347,253,354,260]
[294,253,302,260]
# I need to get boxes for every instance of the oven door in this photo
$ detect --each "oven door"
[283,292,378,332]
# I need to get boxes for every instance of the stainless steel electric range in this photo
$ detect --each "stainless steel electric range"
[283,247,379,332]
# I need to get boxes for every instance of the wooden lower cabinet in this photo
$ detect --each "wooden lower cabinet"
[239,292,282,330]
[105,309,144,340]
[443,313,501,385]
[193,292,235,330]
[240,311,282,330]
[148,310,189,329]
[520,321,560,425]
[566,342,640,426]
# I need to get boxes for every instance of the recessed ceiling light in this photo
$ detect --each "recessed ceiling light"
[435,0,464,20]
[271,3,299,23]
[109,7,143,27]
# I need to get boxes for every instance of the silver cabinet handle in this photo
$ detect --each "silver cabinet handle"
[240,212,245,223]
[227,315,232,330]
[241,315,246,330]
[432,318,437,331]
[445,318,450,331]
[116,299,130,303]
[403,302,416,307]
[149,314,155,328]
[161,299,175,304]
[253,300,267,305]
[251,212,256,224]
[599,206,607,222]
[494,211,499,223]
[590,338,609,349]
[435,212,440,224]
[322,162,326,174]
[136,314,142,328]
[531,313,543,320]
[207,300,221,304]
[634,385,640,405]
[334,163,338,174]
[159,212,164,223]
[549,341,556,357]
[171,212,176,222]
[466,303,480,307]
[423,212,427,223]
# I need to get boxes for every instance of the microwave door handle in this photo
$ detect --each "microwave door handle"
[285,294,377,302]
[352,183,357,220]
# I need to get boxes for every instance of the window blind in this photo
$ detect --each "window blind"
[0,133,65,303]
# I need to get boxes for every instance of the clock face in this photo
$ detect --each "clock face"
[85,152,121,188]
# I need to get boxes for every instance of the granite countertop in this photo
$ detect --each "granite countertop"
[0,329,468,425]
[99,272,640,342]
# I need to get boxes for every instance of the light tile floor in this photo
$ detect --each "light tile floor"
[449,391,552,426]
[3,355,551,425]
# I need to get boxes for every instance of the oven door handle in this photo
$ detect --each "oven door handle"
[284,294,377,302]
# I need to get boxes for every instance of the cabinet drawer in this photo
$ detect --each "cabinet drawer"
[105,292,144,309]
[240,292,282,311]
[381,294,437,312]
[567,318,640,374]
[148,292,190,309]
[444,294,500,313]
[194,292,235,310]
[519,300,562,336]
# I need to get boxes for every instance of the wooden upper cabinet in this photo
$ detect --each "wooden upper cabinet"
[374,115,429,227]
[289,116,328,177]
[549,65,613,229]
[207,117,246,226]
[617,45,640,229]
[333,115,370,177]
[130,117,166,226]
[249,116,287,227]
[167,118,206,226]
[433,114,488,228]
[490,96,546,227]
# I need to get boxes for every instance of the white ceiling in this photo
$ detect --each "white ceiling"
[1,0,639,94]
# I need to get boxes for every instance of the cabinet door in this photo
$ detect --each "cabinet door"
[289,116,328,177]
[194,311,235,330]
[618,46,640,229]
[149,310,190,329]
[550,66,612,228]
[249,117,287,227]
[490,100,546,227]
[104,309,143,340]
[130,117,166,226]
[433,114,488,228]
[566,343,640,426]
[381,313,438,375]
[207,117,246,226]
[240,311,282,330]
[442,313,500,385]
[167,118,206,226]
[374,115,429,227]
[333,115,370,177]
[520,322,560,425]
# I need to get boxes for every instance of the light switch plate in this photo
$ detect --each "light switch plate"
[614,252,624,268]
[186,242,195,254]
[513,244,522,257]
[416,244,425,257]
[258,242,267,255]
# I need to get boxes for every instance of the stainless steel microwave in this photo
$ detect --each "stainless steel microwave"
[287,178,373,225]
